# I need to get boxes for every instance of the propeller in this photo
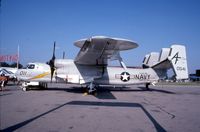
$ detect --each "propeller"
[49,41,56,82]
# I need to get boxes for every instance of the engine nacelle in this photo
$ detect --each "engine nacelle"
[55,59,74,68]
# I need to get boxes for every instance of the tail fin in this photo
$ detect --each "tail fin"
[168,45,188,79]
[142,52,159,67]
[143,45,188,80]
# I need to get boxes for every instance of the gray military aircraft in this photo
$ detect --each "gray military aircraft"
[16,36,188,93]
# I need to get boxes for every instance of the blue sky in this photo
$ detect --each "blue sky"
[1,0,200,73]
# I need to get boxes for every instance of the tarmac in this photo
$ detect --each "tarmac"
[1,83,200,132]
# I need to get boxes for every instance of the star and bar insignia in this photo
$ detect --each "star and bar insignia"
[120,72,130,82]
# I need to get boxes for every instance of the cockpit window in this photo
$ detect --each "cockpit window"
[27,64,35,69]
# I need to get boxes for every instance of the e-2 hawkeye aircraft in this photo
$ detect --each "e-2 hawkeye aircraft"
[16,36,188,93]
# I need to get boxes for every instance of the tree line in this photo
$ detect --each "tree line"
[0,62,23,69]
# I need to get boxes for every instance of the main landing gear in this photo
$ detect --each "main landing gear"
[145,83,150,90]
[85,82,97,94]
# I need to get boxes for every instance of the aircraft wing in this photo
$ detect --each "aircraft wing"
[74,36,138,65]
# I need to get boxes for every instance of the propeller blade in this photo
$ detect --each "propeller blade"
[50,67,55,82]
[52,41,56,60]
[49,41,56,82]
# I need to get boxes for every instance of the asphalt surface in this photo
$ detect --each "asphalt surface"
[0,83,200,132]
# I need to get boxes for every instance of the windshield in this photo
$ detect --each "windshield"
[27,64,35,69]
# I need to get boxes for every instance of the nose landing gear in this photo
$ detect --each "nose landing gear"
[21,82,48,91]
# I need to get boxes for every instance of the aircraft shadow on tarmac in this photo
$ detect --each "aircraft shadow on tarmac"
[29,85,176,94]
[1,100,166,132]
[0,93,12,97]
[26,86,175,100]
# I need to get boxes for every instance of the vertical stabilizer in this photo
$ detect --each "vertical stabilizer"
[159,48,170,62]
[142,52,159,67]
[168,45,188,79]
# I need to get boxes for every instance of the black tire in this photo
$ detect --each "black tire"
[145,83,150,90]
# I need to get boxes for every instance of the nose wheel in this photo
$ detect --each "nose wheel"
[22,87,28,91]
[21,82,29,91]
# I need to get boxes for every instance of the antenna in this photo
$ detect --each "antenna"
[17,45,19,69]
[63,51,65,59]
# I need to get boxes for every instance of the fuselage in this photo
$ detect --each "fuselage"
[16,59,159,86]
[96,67,159,85]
